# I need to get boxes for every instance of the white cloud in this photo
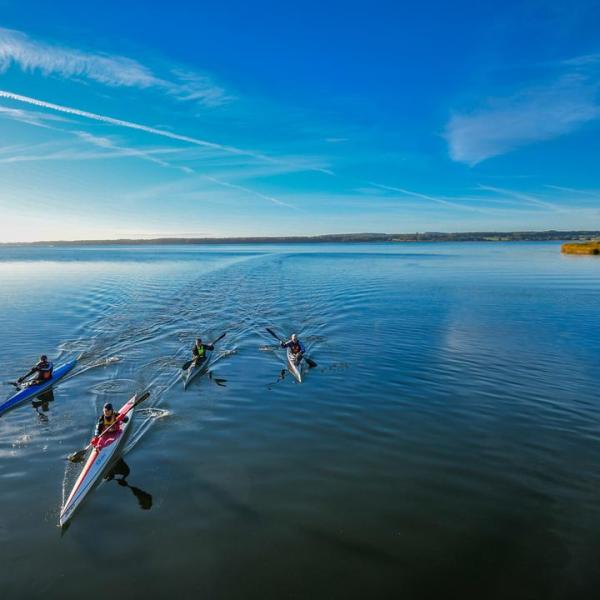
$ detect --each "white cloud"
[0,103,67,128]
[445,66,600,165]
[0,27,230,106]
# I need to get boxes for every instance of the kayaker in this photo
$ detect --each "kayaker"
[192,337,214,365]
[281,334,305,362]
[17,355,54,386]
[91,403,128,446]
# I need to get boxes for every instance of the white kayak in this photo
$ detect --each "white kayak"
[287,348,303,383]
[59,394,137,527]
[183,351,212,390]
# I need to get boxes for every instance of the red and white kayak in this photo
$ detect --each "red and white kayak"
[287,348,303,383]
[59,394,137,527]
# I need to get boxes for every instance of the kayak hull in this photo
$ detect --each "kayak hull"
[0,359,77,416]
[59,395,136,527]
[183,351,212,389]
[287,348,302,383]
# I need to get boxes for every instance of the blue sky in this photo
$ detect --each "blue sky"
[0,0,599,241]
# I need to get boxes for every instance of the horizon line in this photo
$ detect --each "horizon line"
[1,230,599,246]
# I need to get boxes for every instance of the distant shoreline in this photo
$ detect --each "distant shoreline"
[2,231,600,246]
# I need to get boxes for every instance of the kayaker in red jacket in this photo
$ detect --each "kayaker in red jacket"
[91,403,128,446]
[192,338,214,365]
[17,355,54,386]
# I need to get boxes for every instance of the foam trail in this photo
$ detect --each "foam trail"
[123,407,170,454]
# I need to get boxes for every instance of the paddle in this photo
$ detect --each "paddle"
[265,328,317,368]
[181,332,227,370]
[66,391,150,463]
[3,381,19,388]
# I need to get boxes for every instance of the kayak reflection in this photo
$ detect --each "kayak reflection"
[105,458,152,511]
[31,389,54,421]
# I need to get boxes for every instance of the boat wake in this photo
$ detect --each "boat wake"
[124,407,171,454]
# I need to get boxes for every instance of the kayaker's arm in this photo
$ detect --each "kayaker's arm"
[17,365,37,383]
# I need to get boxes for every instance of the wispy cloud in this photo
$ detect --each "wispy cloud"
[201,175,298,210]
[445,56,600,165]
[73,130,176,168]
[0,89,332,178]
[120,173,296,210]
[0,136,181,164]
[0,27,231,106]
[478,184,565,211]
[368,181,496,214]
[0,103,67,128]
[545,184,600,199]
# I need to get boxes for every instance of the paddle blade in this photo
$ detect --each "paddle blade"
[133,391,150,407]
[181,360,193,371]
[67,448,88,463]
[211,332,227,345]
[305,357,317,369]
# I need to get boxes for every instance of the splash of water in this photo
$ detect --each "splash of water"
[123,407,171,454]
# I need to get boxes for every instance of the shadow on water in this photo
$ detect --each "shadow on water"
[60,458,153,536]
[105,458,153,511]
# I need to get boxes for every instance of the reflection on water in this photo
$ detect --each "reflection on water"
[31,389,54,421]
[0,243,599,599]
[105,459,153,511]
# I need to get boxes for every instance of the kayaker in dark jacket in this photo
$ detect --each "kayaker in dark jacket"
[281,334,305,362]
[91,402,128,446]
[17,355,53,386]
[192,338,214,365]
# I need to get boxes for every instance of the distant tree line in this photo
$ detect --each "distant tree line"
[5,231,600,246]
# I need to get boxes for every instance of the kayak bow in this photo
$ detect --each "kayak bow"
[59,393,137,527]
[287,348,303,383]
[183,351,212,390]
[0,359,76,417]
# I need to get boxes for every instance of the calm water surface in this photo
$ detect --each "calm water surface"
[1,242,599,599]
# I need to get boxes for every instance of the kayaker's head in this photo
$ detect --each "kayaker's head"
[196,338,202,346]
[40,354,48,362]
[103,402,114,416]
[291,334,298,342]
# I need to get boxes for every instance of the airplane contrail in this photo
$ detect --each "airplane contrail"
[0,89,274,161]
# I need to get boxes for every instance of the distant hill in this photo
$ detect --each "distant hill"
[3,231,600,246]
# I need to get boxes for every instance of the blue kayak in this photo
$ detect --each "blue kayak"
[0,359,77,416]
